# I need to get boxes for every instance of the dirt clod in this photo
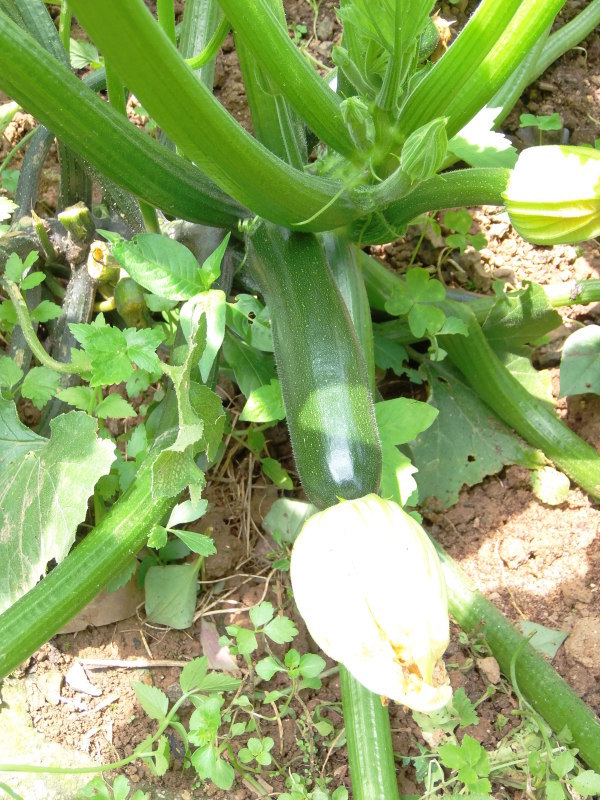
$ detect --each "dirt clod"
[564,618,600,670]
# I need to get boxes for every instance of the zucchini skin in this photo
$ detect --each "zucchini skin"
[246,223,381,509]
[322,233,376,393]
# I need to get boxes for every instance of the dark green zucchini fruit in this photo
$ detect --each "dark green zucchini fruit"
[246,222,381,509]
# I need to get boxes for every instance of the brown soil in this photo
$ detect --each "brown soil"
[1,2,600,799]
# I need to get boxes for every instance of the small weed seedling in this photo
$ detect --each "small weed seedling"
[76,775,148,800]
[384,266,469,361]
[404,653,600,799]
[442,209,487,255]
[24,604,333,798]
[290,22,308,45]
[519,112,563,145]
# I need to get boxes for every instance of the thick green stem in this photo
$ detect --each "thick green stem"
[185,14,230,71]
[139,203,161,234]
[394,0,523,140]
[434,542,600,771]
[530,0,600,86]
[216,0,355,159]
[235,0,306,169]
[0,461,174,679]
[488,0,600,132]
[57,202,95,243]
[340,666,400,800]
[361,254,600,498]
[58,0,71,53]
[0,10,245,229]
[353,168,510,245]
[157,0,176,45]
[179,0,224,89]
[10,0,90,211]
[441,302,600,503]
[104,54,160,232]
[105,58,127,117]
[487,27,550,129]
[9,126,53,226]
[66,0,360,229]
[10,0,69,65]
[442,0,567,138]
[362,250,600,317]
[544,279,600,307]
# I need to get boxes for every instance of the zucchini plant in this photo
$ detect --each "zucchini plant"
[1,0,600,796]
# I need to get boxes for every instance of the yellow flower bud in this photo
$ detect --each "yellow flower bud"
[290,494,452,712]
[504,145,600,245]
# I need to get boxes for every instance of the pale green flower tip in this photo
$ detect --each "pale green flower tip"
[504,145,600,245]
[290,493,452,712]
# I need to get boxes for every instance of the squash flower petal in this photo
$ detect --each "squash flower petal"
[504,145,600,245]
[290,494,452,712]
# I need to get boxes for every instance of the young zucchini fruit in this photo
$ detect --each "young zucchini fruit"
[246,222,381,509]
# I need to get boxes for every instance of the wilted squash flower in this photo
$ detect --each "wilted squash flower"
[290,494,452,713]
[504,145,600,245]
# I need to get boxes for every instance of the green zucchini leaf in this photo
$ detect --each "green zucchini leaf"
[408,360,536,507]
[0,407,115,612]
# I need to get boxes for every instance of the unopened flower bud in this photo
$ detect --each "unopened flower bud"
[340,97,376,153]
[401,117,448,182]
[291,494,452,712]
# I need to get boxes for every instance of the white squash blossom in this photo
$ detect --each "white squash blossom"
[290,494,452,712]
[504,145,600,245]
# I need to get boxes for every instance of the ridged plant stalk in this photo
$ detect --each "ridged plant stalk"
[441,0,567,138]
[63,0,358,228]
[360,254,600,501]
[435,543,600,771]
[530,0,600,86]
[234,0,307,169]
[354,168,511,245]
[0,4,533,234]
[213,0,355,159]
[481,27,550,130]
[156,0,176,46]
[9,0,91,209]
[439,302,600,503]
[362,251,600,316]
[0,10,244,228]
[179,0,224,89]
[0,461,175,678]
[489,0,600,131]
[393,0,523,139]
[57,0,70,54]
